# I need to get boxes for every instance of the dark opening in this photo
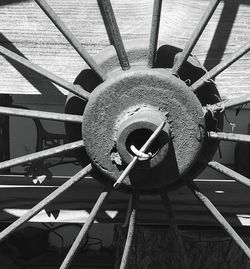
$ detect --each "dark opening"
[126,128,160,157]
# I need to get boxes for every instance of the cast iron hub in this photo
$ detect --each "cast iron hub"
[82,68,206,191]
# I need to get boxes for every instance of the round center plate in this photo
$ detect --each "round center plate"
[82,68,206,192]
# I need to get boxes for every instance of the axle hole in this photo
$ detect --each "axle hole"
[126,128,160,158]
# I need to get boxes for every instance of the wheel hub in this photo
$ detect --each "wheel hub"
[82,68,206,191]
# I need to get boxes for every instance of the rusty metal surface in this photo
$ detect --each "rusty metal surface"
[66,41,223,188]
[82,68,205,191]
[148,0,162,68]
[98,0,130,71]
[208,131,250,143]
[0,105,82,123]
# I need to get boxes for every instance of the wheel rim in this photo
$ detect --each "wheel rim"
[0,0,250,268]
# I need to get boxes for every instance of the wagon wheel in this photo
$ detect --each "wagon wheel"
[0,0,250,268]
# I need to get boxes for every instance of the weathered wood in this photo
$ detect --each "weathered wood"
[0,0,250,98]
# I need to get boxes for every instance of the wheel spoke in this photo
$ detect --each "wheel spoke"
[206,94,250,112]
[148,0,163,68]
[208,160,250,188]
[34,0,106,81]
[0,164,93,243]
[113,119,167,189]
[0,140,84,172]
[160,191,189,269]
[189,182,250,259]
[119,193,138,269]
[59,188,110,269]
[0,106,82,123]
[192,41,250,91]
[123,194,133,228]
[208,131,250,143]
[0,46,89,100]
[172,0,220,74]
[98,0,130,70]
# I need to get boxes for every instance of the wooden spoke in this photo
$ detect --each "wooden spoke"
[192,42,250,91]
[189,183,250,259]
[113,119,167,189]
[0,45,89,100]
[148,0,163,68]
[208,160,250,188]
[119,193,138,269]
[98,0,130,70]
[172,0,220,74]
[0,140,84,172]
[34,0,107,81]
[0,106,82,123]
[160,191,190,269]
[206,94,250,112]
[59,189,110,269]
[0,165,93,243]
[208,131,250,143]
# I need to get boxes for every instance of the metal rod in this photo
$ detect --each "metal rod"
[113,119,167,189]
[148,0,162,68]
[122,194,133,228]
[189,182,250,259]
[0,45,89,100]
[172,0,220,74]
[98,0,130,70]
[192,42,250,91]
[0,106,82,123]
[120,193,138,269]
[208,131,250,143]
[0,140,84,171]
[207,94,250,112]
[160,191,190,269]
[59,188,110,269]
[34,0,107,81]
[0,164,93,243]
[208,160,250,188]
